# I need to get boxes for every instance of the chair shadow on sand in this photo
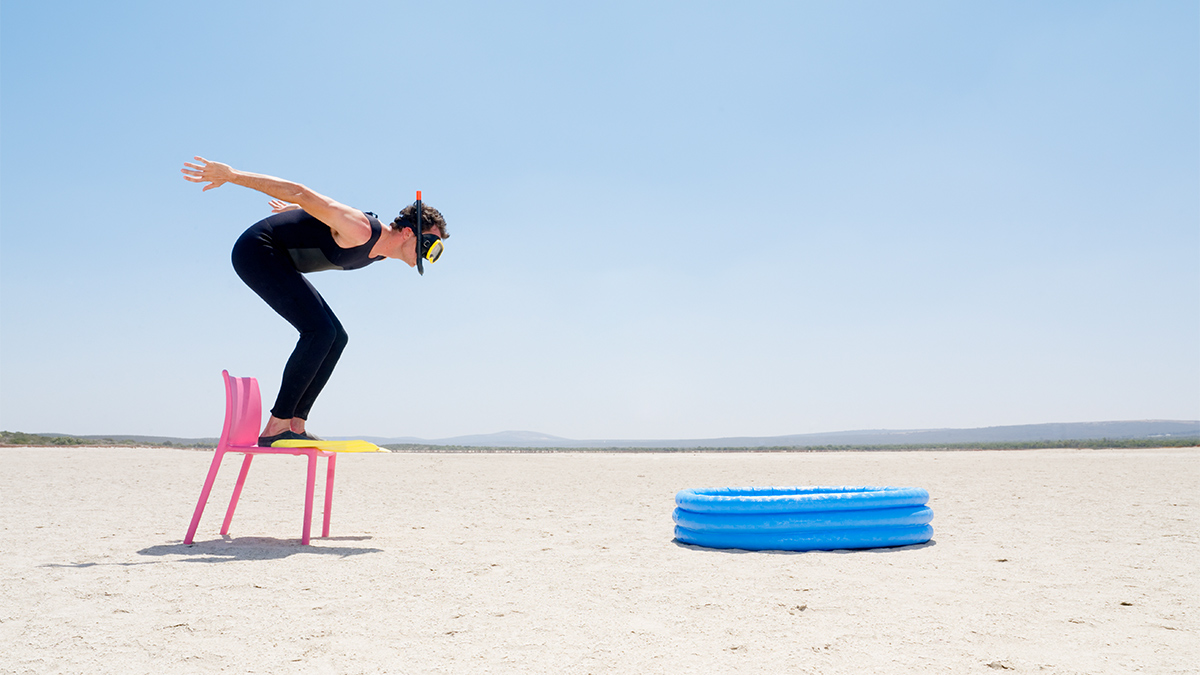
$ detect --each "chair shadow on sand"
[671,539,937,555]
[136,535,384,563]
[39,537,383,569]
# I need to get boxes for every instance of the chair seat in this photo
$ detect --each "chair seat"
[226,444,336,457]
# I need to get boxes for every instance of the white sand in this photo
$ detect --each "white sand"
[1,447,1196,674]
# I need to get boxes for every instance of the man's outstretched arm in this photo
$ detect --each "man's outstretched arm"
[181,156,372,246]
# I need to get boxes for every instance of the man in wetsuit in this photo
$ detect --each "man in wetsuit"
[181,156,448,445]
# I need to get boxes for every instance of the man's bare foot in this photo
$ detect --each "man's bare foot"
[290,420,321,440]
[261,416,292,438]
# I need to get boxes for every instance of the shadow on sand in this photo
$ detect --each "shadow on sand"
[39,536,382,568]
[135,535,384,563]
[671,538,937,555]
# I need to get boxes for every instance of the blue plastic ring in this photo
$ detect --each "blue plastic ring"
[673,486,934,551]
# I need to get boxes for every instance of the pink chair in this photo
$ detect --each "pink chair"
[184,370,336,545]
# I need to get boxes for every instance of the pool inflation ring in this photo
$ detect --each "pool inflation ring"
[673,486,933,551]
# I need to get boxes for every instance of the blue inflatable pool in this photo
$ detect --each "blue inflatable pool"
[673,486,934,551]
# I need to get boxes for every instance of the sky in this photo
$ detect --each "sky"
[1,1,1197,441]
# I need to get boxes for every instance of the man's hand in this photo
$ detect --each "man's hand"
[181,156,234,191]
[269,199,300,213]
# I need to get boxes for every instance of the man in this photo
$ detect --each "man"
[182,157,448,445]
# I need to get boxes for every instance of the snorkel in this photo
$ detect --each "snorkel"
[410,190,444,276]
[415,191,425,276]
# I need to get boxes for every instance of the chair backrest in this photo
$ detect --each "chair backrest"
[220,370,262,449]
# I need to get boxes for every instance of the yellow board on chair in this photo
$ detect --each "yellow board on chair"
[271,439,388,453]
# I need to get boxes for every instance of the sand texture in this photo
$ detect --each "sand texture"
[1,447,1196,674]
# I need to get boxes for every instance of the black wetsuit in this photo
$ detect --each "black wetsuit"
[231,210,385,421]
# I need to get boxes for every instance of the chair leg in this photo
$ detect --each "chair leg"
[323,453,337,538]
[185,449,227,544]
[302,449,316,545]
[222,454,254,536]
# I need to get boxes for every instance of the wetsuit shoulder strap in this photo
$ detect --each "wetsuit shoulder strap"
[365,214,386,260]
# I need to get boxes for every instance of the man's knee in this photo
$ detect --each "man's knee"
[301,319,341,352]
[332,325,349,352]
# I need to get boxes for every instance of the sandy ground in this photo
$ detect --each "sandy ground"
[1,447,1196,674]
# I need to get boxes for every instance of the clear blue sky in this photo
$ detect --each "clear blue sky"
[2,1,1197,440]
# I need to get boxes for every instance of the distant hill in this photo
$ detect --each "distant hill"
[14,433,219,447]
[10,420,1196,449]
[353,420,1200,448]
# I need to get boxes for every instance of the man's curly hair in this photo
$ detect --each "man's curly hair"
[393,202,449,239]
